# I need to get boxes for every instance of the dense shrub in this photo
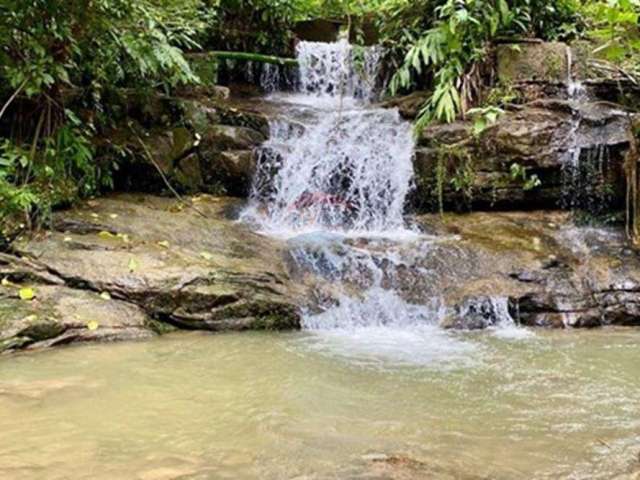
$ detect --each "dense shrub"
[0,0,207,230]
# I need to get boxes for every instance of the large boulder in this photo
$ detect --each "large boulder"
[404,211,640,329]
[0,194,305,352]
[0,284,153,352]
[98,90,269,196]
[412,99,634,211]
[496,41,569,84]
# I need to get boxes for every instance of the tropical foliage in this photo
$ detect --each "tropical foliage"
[1,0,639,234]
[384,0,580,125]
[0,0,207,229]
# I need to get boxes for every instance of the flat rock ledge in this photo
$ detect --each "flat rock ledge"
[412,211,640,329]
[0,194,304,353]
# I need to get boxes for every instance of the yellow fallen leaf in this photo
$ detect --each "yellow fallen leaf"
[117,233,131,243]
[86,320,99,331]
[200,252,213,261]
[100,292,111,300]
[109,214,119,219]
[128,257,139,273]
[98,231,115,239]
[19,287,35,301]
[157,240,170,249]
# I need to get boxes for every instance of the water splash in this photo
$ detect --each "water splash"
[247,107,415,234]
[297,40,383,102]
[561,144,612,213]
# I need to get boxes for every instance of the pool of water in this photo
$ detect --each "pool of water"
[1,328,639,480]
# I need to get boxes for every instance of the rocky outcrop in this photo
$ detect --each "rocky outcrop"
[97,88,268,197]
[440,296,516,330]
[408,211,640,329]
[0,194,304,353]
[412,99,634,211]
[496,41,569,84]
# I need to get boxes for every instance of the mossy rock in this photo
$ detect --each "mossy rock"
[497,42,568,84]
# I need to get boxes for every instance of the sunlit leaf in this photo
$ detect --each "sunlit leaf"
[128,257,139,273]
[86,320,99,331]
[19,287,35,301]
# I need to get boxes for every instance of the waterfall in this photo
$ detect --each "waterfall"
[241,41,524,364]
[245,40,414,235]
[296,40,383,102]
[562,47,615,215]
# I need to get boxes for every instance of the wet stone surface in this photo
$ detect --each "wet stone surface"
[1,194,305,352]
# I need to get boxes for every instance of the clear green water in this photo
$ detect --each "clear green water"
[1,328,639,480]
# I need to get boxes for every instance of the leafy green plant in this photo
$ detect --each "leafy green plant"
[388,0,526,125]
[0,0,206,230]
[384,0,580,126]
[510,162,541,191]
[467,105,504,136]
[580,0,640,75]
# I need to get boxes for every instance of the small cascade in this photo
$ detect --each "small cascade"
[259,63,282,93]
[561,144,613,214]
[565,45,587,102]
[561,46,616,216]
[296,40,383,102]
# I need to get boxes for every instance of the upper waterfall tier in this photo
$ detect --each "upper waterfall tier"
[296,40,383,103]
[245,40,415,235]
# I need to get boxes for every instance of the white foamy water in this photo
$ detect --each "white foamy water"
[297,40,383,102]
[244,40,414,236]
[242,41,529,363]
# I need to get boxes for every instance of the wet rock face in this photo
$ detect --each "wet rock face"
[441,296,516,330]
[410,211,640,329]
[412,99,633,211]
[0,284,153,352]
[0,195,304,352]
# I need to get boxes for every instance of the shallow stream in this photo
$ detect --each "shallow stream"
[1,329,639,479]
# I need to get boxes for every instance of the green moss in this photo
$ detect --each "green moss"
[250,310,300,330]
[0,336,31,353]
[543,54,563,80]
[145,317,179,335]
[19,322,67,342]
[187,53,219,86]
